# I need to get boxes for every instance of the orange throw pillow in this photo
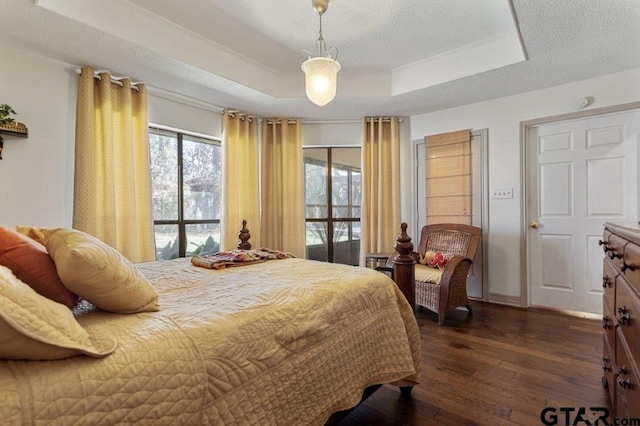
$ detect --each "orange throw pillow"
[0,226,78,308]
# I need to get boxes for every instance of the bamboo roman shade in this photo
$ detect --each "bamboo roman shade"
[425,129,472,225]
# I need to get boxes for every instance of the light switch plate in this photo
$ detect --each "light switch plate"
[491,187,513,199]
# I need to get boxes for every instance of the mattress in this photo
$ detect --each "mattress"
[0,257,421,425]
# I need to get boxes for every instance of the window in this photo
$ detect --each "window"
[425,130,472,224]
[149,127,222,260]
[304,147,361,265]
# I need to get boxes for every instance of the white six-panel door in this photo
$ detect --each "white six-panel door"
[527,111,639,314]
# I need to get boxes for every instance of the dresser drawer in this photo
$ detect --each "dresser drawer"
[603,300,616,348]
[603,257,617,314]
[622,241,640,295]
[606,234,629,262]
[615,335,640,418]
[616,277,640,362]
[603,333,616,405]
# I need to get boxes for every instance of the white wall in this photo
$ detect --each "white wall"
[0,40,76,229]
[148,94,222,137]
[409,68,640,303]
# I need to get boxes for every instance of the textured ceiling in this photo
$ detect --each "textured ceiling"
[0,0,639,120]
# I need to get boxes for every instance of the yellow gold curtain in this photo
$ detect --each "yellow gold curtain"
[425,129,472,225]
[260,119,306,257]
[360,117,401,265]
[221,110,260,250]
[73,66,155,263]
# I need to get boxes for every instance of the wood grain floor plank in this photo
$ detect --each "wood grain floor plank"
[335,301,610,425]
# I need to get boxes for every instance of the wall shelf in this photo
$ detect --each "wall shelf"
[0,122,28,138]
[0,122,28,160]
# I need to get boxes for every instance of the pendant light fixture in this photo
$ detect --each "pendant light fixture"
[301,0,341,106]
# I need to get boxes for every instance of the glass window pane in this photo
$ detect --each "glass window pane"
[351,171,361,219]
[333,221,360,266]
[149,131,178,221]
[304,149,328,219]
[306,222,328,262]
[183,137,222,220]
[186,223,221,257]
[332,148,360,219]
[154,224,178,260]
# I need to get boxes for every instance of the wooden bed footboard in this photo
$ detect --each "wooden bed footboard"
[391,223,416,310]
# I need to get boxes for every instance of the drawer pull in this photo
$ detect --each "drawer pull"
[599,240,611,253]
[602,357,612,372]
[602,316,612,329]
[621,261,635,272]
[618,313,631,326]
[617,377,632,389]
[602,276,612,288]
[619,365,628,375]
[608,251,622,259]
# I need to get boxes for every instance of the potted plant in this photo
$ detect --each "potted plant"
[0,104,16,127]
[0,104,18,160]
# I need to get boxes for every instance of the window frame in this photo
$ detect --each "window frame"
[149,125,222,259]
[304,146,361,264]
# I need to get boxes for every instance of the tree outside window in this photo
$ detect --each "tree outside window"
[149,128,222,260]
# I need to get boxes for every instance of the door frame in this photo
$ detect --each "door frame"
[520,101,640,309]
[412,128,490,301]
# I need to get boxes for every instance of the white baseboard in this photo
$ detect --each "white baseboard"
[488,293,521,307]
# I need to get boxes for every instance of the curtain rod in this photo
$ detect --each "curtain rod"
[74,68,142,90]
[264,119,298,125]
[226,110,257,123]
[302,118,403,124]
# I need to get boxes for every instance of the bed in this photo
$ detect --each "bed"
[0,222,420,425]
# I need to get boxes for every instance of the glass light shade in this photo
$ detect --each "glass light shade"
[301,57,341,106]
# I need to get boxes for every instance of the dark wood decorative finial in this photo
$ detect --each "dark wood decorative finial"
[392,222,415,310]
[394,222,414,257]
[237,220,252,250]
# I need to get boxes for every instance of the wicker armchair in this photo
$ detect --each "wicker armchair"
[377,223,481,325]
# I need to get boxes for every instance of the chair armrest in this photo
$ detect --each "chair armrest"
[440,256,473,286]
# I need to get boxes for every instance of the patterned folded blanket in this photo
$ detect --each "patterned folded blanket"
[191,248,295,270]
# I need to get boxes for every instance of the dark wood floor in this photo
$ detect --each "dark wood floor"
[338,301,610,425]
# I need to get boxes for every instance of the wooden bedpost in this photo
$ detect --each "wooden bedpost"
[237,220,252,250]
[392,222,415,310]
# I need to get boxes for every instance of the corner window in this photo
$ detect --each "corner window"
[149,127,222,260]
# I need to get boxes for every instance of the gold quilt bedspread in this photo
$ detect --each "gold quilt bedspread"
[0,258,421,425]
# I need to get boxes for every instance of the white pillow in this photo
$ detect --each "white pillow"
[19,227,160,314]
[0,265,117,360]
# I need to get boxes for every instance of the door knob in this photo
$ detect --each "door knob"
[530,221,539,229]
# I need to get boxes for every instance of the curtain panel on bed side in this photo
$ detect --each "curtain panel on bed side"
[260,119,306,258]
[73,66,155,263]
[360,117,401,266]
[221,110,260,250]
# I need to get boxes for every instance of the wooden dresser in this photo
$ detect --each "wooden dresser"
[602,222,640,418]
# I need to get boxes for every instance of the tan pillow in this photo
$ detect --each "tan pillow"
[0,265,117,360]
[415,264,443,285]
[20,227,160,314]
